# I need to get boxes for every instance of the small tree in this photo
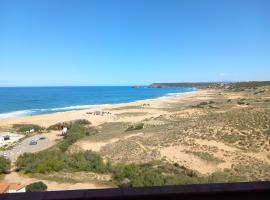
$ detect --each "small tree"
[26,181,47,192]
[0,157,11,173]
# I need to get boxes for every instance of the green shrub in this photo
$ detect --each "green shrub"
[237,101,245,105]
[59,141,70,152]
[192,101,213,108]
[26,181,47,192]
[0,157,11,173]
[13,124,44,132]
[186,151,224,164]
[55,121,96,152]
[59,124,89,152]
[16,150,65,173]
[37,160,64,173]
[112,164,165,187]
[142,168,165,186]
[208,171,246,183]
[125,123,144,132]
[47,119,91,131]
[66,150,106,173]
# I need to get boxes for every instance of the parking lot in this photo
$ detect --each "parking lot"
[0,131,61,162]
[0,132,24,148]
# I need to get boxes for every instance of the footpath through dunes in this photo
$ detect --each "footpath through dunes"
[4,172,109,191]
[71,132,144,152]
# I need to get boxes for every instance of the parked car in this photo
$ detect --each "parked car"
[2,152,7,158]
[29,139,37,145]
[39,137,46,140]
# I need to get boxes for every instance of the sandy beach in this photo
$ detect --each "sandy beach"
[0,90,207,128]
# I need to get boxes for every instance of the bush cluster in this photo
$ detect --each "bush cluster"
[16,148,247,188]
[191,101,215,108]
[125,123,144,132]
[47,119,91,131]
[15,150,65,173]
[15,150,167,187]
[112,164,165,187]
[65,150,108,173]
[16,150,106,173]
[13,124,45,133]
[0,157,11,173]
[26,181,47,192]
[59,123,94,152]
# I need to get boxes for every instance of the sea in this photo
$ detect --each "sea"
[0,86,197,119]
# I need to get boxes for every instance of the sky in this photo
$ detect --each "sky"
[0,0,269,86]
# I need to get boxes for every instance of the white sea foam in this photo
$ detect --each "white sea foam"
[165,90,198,97]
[134,89,199,103]
[0,104,111,119]
[49,104,110,111]
[0,110,35,119]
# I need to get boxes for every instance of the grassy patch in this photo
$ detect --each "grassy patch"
[116,112,149,117]
[237,98,250,105]
[13,124,45,133]
[0,174,5,181]
[185,151,224,164]
[47,119,91,131]
[208,170,246,183]
[125,123,144,132]
[191,101,216,109]
[59,124,96,152]
[84,122,129,142]
[107,106,142,110]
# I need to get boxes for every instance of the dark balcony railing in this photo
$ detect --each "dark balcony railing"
[1,181,270,200]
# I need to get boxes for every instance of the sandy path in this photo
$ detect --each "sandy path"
[4,172,108,191]
[75,132,144,152]
[160,145,218,174]
[194,139,239,152]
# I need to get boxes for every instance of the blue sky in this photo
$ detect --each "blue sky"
[0,0,269,86]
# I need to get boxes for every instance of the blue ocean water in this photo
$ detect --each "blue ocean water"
[0,86,197,118]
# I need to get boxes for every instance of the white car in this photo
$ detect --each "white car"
[2,152,7,158]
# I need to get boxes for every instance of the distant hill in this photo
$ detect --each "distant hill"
[147,81,270,89]
[148,82,225,89]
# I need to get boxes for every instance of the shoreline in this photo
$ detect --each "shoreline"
[0,89,198,120]
[0,90,205,128]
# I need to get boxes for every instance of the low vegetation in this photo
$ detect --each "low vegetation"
[13,124,45,133]
[237,98,249,105]
[49,119,95,152]
[47,119,91,131]
[15,146,247,187]
[125,123,144,132]
[229,81,270,90]
[26,181,47,192]
[185,151,224,164]
[0,157,11,173]
[191,101,216,108]
[16,150,65,173]
[112,163,165,187]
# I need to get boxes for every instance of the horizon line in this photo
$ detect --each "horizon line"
[1,80,270,88]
